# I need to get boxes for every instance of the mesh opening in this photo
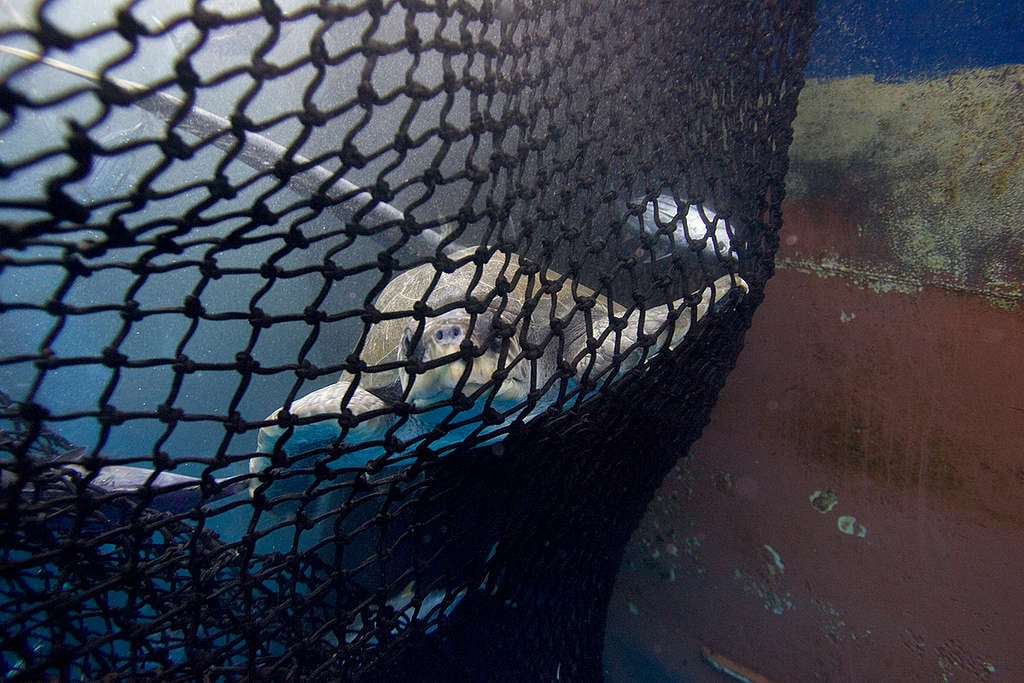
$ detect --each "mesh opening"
[1,0,814,678]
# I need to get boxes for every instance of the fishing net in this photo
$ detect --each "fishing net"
[0,0,814,679]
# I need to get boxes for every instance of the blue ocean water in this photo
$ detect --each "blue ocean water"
[807,0,1024,80]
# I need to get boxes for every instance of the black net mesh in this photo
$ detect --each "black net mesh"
[0,0,814,679]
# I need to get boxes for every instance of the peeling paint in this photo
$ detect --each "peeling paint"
[620,459,708,582]
[712,470,734,495]
[935,638,998,680]
[809,488,839,513]
[837,515,867,538]
[776,254,1022,308]
[812,598,872,645]
[785,66,1024,309]
[733,568,794,616]
[761,544,785,577]
[682,537,701,560]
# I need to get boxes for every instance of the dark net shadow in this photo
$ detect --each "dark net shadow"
[0,0,814,679]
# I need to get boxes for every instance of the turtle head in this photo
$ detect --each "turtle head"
[398,309,527,405]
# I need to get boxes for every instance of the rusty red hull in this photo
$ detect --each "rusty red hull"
[606,200,1024,681]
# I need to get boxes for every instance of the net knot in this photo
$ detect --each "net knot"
[298,106,328,127]
[345,355,368,374]
[303,307,326,325]
[295,361,323,380]
[115,9,147,42]
[182,295,205,319]
[98,404,125,426]
[340,143,366,169]
[157,404,184,424]
[248,307,272,329]
[120,300,144,323]
[200,258,222,279]
[231,353,258,378]
[224,411,248,435]
[160,132,193,161]
[356,82,377,108]
[208,174,237,200]
[101,347,128,368]
[371,180,393,203]
[173,354,197,374]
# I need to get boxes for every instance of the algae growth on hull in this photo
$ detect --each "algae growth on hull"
[783,65,1024,307]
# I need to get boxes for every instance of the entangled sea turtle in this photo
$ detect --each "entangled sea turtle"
[252,246,748,476]
[0,47,749,502]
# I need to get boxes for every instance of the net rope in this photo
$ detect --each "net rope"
[0,0,814,678]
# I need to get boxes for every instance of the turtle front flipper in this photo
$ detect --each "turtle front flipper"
[654,273,749,349]
[253,376,394,467]
[581,274,749,381]
[249,377,402,531]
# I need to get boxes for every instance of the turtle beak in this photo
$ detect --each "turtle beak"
[418,321,466,361]
[399,311,529,405]
[403,314,468,362]
[400,313,471,401]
